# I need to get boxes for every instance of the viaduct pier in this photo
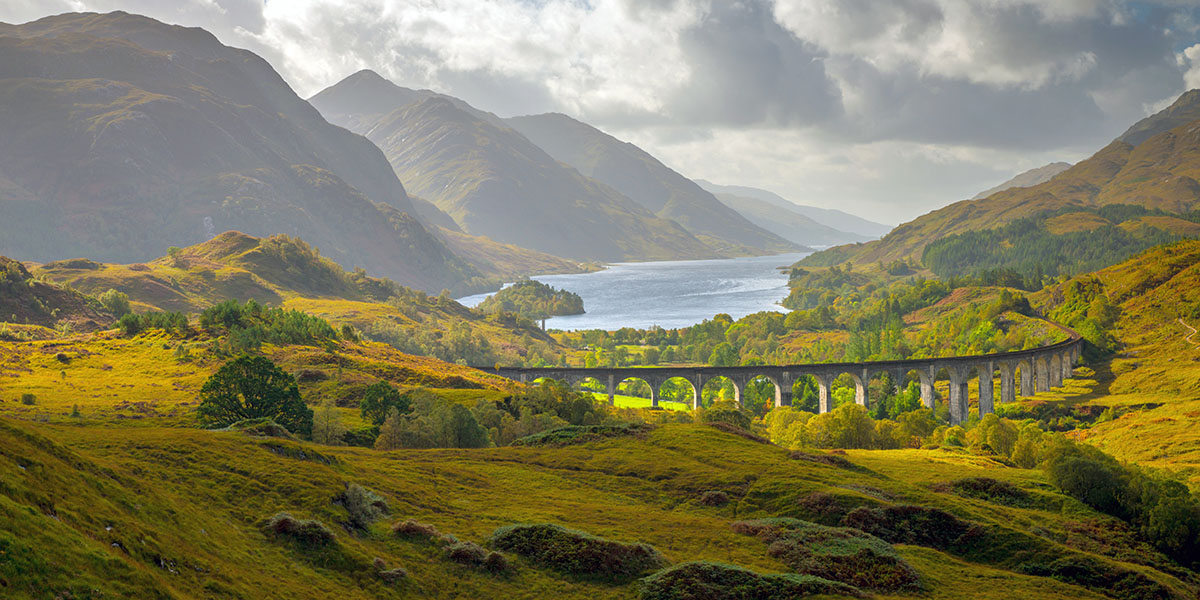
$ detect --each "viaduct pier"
[478,331,1083,425]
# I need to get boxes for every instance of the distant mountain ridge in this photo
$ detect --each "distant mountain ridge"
[971,162,1072,200]
[801,89,1200,267]
[504,113,800,255]
[0,11,483,293]
[318,87,714,261]
[708,192,873,247]
[693,180,893,239]
[311,71,799,258]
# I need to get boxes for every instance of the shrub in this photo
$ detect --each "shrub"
[701,406,751,430]
[488,523,667,581]
[19,393,34,406]
[796,492,853,524]
[638,561,866,600]
[98,289,131,318]
[446,541,487,564]
[392,519,444,542]
[222,418,294,438]
[1019,557,1174,600]
[841,505,984,551]
[336,484,388,531]
[512,423,651,447]
[374,557,407,583]
[706,421,770,443]
[698,491,730,507]
[940,477,1032,507]
[787,450,866,471]
[732,518,920,592]
[265,513,335,547]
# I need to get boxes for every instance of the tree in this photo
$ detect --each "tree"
[98,289,131,318]
[312,399,347,445]
[197,355,312,436]
[360,381,411,426]
[167,246,183,266]
[708,342,737,367]
[375,407,404,450]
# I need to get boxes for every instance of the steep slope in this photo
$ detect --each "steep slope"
[341,96,714,261]
[0,12,482,293]
[971,162,1073,200]
[712,191,871,247]
[308,68,505,131]
[806,90,1200,267]
[1118,89,1200,147]
[694,179,893,238]
[0,256,111,331]
[505,113,799,255]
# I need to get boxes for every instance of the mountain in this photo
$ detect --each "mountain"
[0,11,483,294]
[694,180,894,239]
[309,68,505,131]
[710,192,872,247]
[803,89,1200,267]
[971,162,1072,200]
[1117,89,1200,147]
[310,75,715,262]
[504,113,800,255]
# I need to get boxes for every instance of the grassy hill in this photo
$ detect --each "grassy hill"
[0,12,483,294]
[1026,240,1200,482]
[805,90,1200,269]
[34,231,563,366]
[2,408,1195,599]
[505,113,800,256]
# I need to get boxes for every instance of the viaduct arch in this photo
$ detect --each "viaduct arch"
[478,329,1083,426]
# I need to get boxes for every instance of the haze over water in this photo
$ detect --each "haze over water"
[458,252,810,330]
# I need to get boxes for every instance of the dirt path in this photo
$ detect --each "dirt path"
[1180,318,1198,346]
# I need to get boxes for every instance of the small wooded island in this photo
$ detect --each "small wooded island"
[478,280,585,319]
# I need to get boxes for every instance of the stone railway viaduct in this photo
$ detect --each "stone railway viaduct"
[478,329,1084,426]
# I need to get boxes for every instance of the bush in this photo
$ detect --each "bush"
[19,393,34,406]
[732,518,920,592]
[98,289,131,318]
[392,519,444,542]
[698,491,730,507]
[374,556,407,583]
[488,523,667,581]
[841,505,983,551]
[701,406,752,430]
[706,421,770,443]
[445,541,510,573]
[336,484,388,531]
[638,561,866,600]
[940,477,1032,507]
[222,418,294,438]
[511,423,651,447]
[265,513,335,547]
[1019,557,1174,600]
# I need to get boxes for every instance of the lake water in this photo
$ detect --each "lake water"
[457,252,809,330]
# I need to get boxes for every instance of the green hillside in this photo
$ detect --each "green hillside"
[804,90,1200,269]
[0,12,483,294]
[34,231,563,366]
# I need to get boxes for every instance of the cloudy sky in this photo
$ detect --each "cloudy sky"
[4,0,1200,225]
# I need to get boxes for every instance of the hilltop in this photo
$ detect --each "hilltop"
[0,12,483,294]
[695,179,893,239]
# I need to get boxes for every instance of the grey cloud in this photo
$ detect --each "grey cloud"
[661,0,842,127]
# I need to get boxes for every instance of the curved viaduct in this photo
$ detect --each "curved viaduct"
[479,331,1083,426]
